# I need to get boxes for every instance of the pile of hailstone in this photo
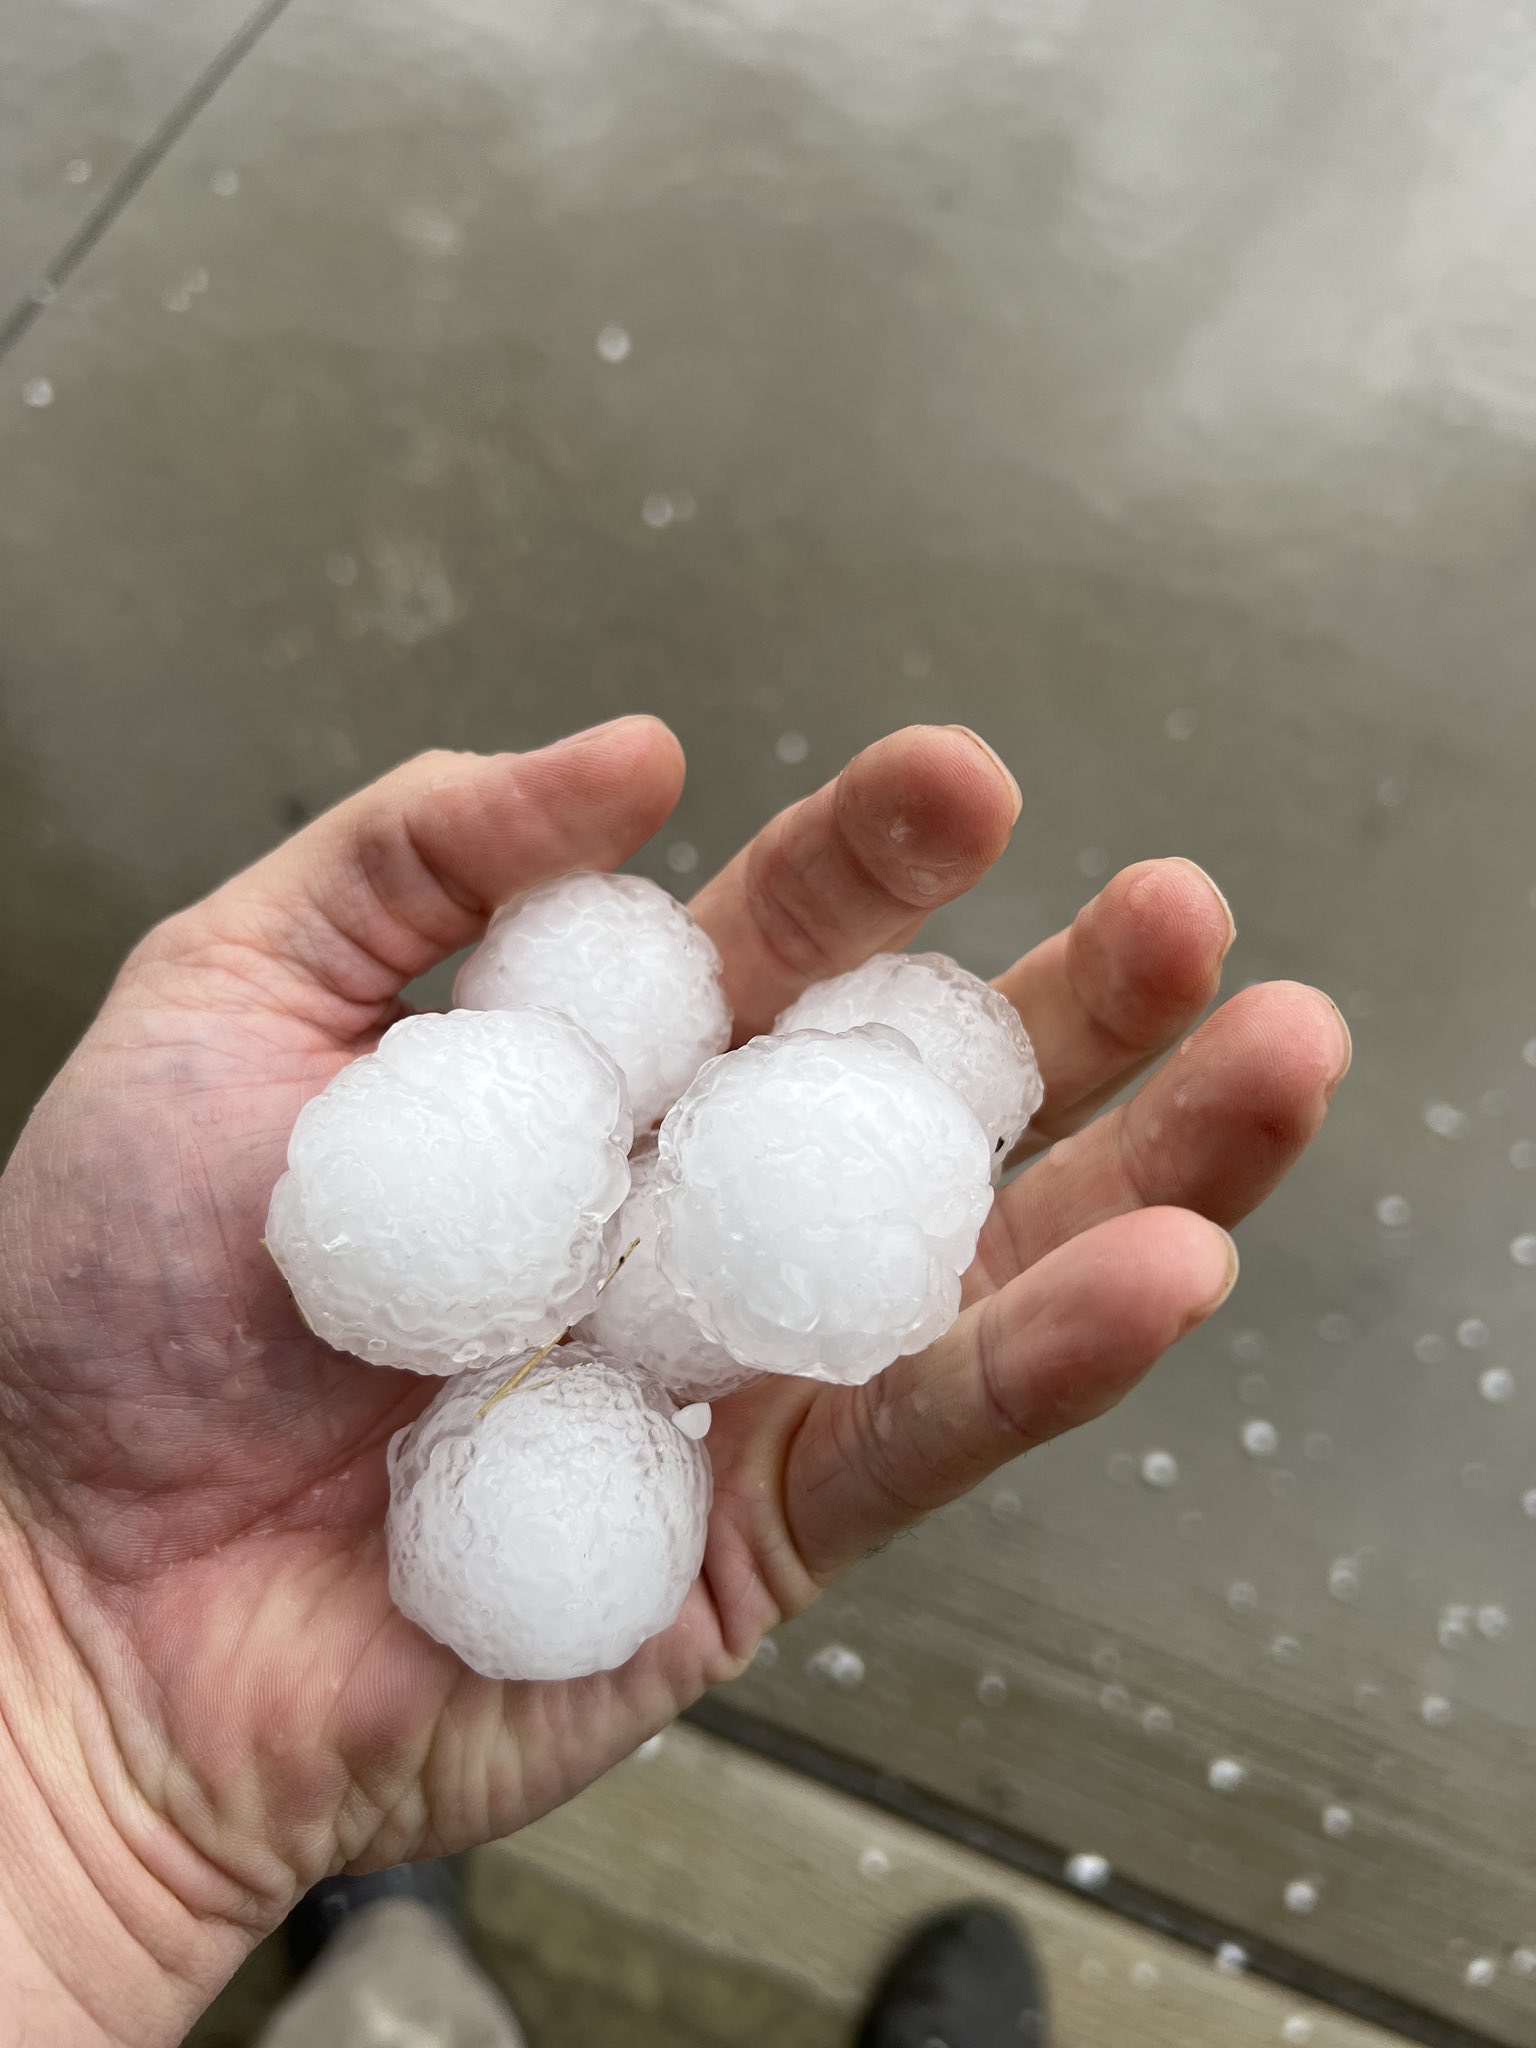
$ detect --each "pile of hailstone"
[266,870,1041,1683]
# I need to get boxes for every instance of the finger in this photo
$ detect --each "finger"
[987,981,1349,1275]
[138,718,686,1030]
[997,858,1235,1155]
[784,1207,1237,1581]
[690,725,1021,1039]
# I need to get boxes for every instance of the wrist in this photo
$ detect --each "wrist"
[0,1503,250,2047]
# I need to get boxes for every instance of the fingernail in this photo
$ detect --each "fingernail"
[1325,996,1354,1097]
[1212,1231,1241,1309]
[945,726,1023,822]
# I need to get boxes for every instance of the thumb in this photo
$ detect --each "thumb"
[136,717,685,1033]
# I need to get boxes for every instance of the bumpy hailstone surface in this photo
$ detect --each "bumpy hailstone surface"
[386,1345,712,1681]
[774,951,1042,1163]
[266,1009,631,1373]
[578,1140,760,1402]
[454,870,731,1129]
[655,1027,994,1386]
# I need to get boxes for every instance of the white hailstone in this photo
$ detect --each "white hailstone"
[655,1028,993,1385]
[1066,1852,1111,1892]
[577,1139,759,1401]
[266,1009,630,1372]
[805,1642,866,1688]
[455,870,731,1129]
[1283,1880,1319,1915]
[1208,1757,1247,1793]
[1214,1943,1248,1976]
[386,1346,710,1680]
[774,951,1042,1163]
[1140,1450,1180,1488]
[1321,1804,1354,1838]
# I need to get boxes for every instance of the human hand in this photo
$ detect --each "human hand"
[0,718,1348,2044]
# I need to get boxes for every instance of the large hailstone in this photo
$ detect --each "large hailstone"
[578,1139,760,1403]
[454,869,731,1129]
[386,1345,712,1681]
[266,1009,631,1373]
[655,1027,994,1386]
[774,951,1042,1164]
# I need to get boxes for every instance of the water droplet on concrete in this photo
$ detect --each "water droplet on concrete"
[1328,1559,1360,1600]
[1424,1102,1469,1139]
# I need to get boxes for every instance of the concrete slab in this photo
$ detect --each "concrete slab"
[190,1725,1417,2048]
[0,0,276,318]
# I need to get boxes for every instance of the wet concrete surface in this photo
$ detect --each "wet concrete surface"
[4,3,1536,2039]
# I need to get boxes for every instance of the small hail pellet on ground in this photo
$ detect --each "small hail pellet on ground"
[263,868,1039,1681]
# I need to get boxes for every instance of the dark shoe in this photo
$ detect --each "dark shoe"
[284,1856,467,1977]
[857,1904,1048,2048]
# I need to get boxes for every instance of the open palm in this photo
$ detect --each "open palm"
[0,718,1347,2038]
